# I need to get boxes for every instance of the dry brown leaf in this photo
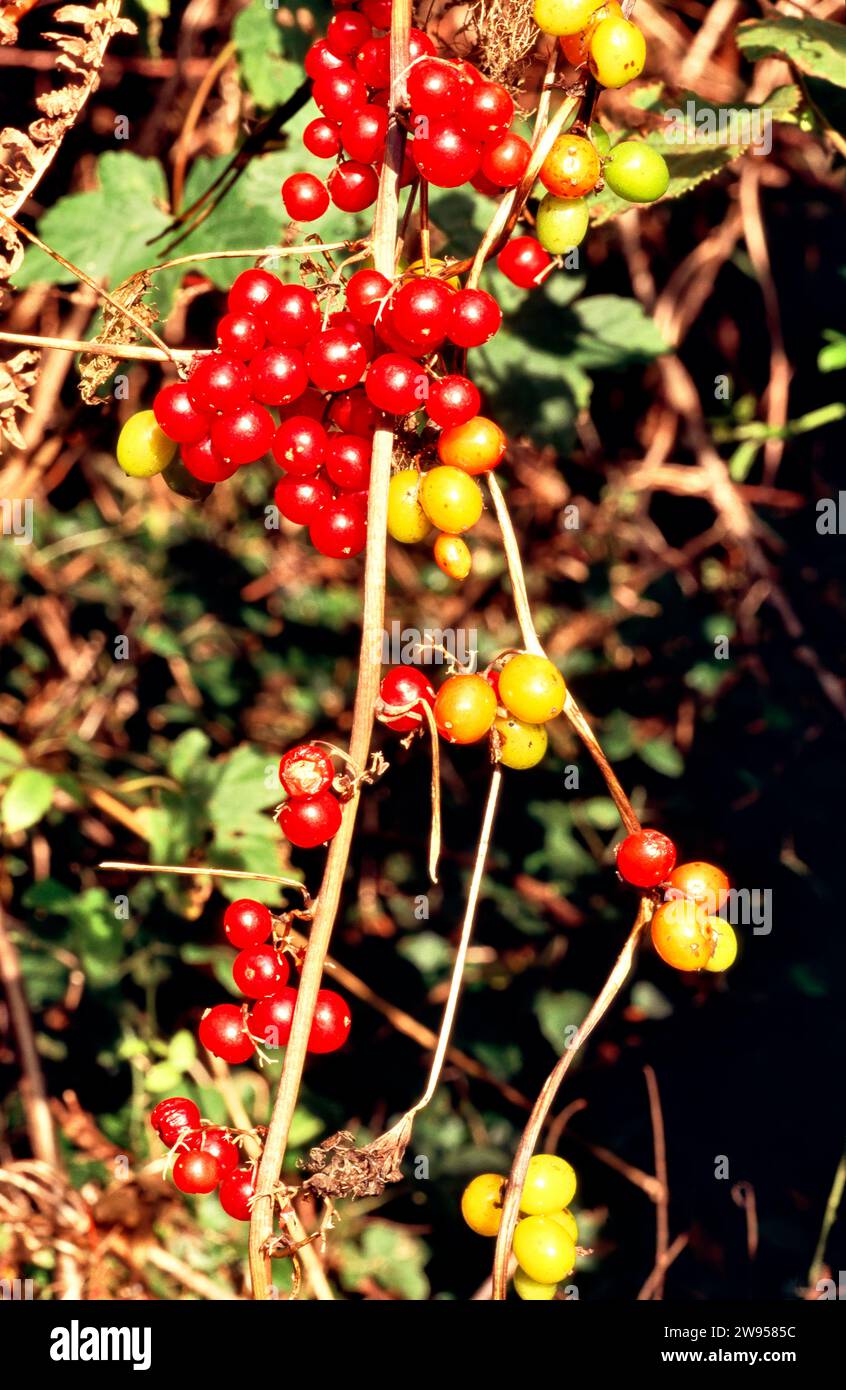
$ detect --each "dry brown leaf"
[0,349,40,451]
[79,269,158,403]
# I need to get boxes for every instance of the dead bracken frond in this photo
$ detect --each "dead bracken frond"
[79,269,159,403]
[0,349,40,452]
[301,1115,414,1200]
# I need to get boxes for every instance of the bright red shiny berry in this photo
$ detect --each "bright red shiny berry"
[616,830,678,889]
[304,328,368,393]
[153,382,211,445]
[325,433,372,490]
[249,346,308,406]
[182,437,238,483]
[361,0,392,26]
[223,898,272,949]
[150,1096,200,1146]
[218,1165,256,1220]
[186,1127,240,1177]
[282,172,330,222]
[303,117,343,159]
[274,473,333,524]
[272,416,327,475]
[379,666,436,732]
[187,354,251,415]
[390,276,453,350]
[412,119,481,188]
[210,403,275,465]
[198,1004,255,1063]
[308,497,367,557]
[249,987,297,1051]
[340,105,388,163]
[264,284,321,348]
[308,989,352,1054]
[407,57,463,116]
[279,790,343,847]
[304,38,352,82]
[216,312,266,359]
[227,268,280,319]
[326,8,371,56]
[346,268,391,326]
[232,945,289,999]
[173,1149,220,1195]
[327,387,382,435]
[354,35,390,87]
[448,288,502,348]
[365,353,425,414]
[312,69,368,123]
[327,160,380,213]
[426,374,481,428]
[497,236,553,289]
[460,80,514,139]
[480,131,532,188]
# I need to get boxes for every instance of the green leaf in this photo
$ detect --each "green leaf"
[0,734,24,776]
[819,329,846,374]
[638,737,684,779]
[736,18,846,88]
[234,1,305,109]
[168,729,212,784]
[568,296,668,369]
[397,932,453,978]
[146,1062,184,1094]
[287,1106,325,1148]
[208,745,280,824]
[167,1029,197,1073]
[1,769,55,834]
[535,989,592,1053]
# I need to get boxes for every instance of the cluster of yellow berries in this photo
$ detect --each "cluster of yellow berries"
[461,1154,581,1300]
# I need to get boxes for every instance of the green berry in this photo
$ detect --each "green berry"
[535,195,590,255]
[604,141,670,203]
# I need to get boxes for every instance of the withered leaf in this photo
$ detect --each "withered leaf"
[79,269,158,403]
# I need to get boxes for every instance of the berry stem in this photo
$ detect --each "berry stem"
[490,898,654,1300]
[246,0,413,1303]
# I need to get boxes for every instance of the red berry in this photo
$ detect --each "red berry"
[218,1164,256,1221]
[187,353,251,415]
[305,38,352,81]
[365,353,425,414]
[313,69,368,123]
[308,988,352,1054]
[223,898,272,949]
[282,172,330,222]
[327,310,376,361]
[340,105,388,164]
[497,236,553,289]
[210,403,275,465]
[198,1003,255,1063]
[308,497,367,558]
[249,346,308,406]
[326,8,371,56]
[279,790,343,847]
[173,1149,220,1195]
[407,57,463,116]
[216,311,266,359]
[153,382,211,445]
[227,268,280,319]
[390,276,453,350]
[379,665,436,732]
[327,387,382,435]
[480,131,532,188]
[182,437,238,483]
[354,34,390,87]
[186,1127,240,1177]
[305,328,368,393]
[303,117,343,159]
[361,0,392,26]
[264,284,320,348]
[274,473,333,524]
[279,743,335,797]
[150,1096,201,1146]
[272,416,328,475]
[407,27,437,62]
[345,268,391,326]
[412,119,481,188]
[327,160,380,213]
[325,432,372,490]
[460,80,514,140]
[616,830,678,889]
[278,386,325,422]
[249,987,297,1051]
[448,288,502,348]
[426,374,481,429]
[232,945,289,999]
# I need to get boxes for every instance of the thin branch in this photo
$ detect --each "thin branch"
[643,1064,669,1299]
[637,1232,688,1300]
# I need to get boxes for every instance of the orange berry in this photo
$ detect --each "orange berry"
[540,134,601,198]
[437,416,507,476]
[434,673,498,744]
[651,899,716,972]
[434,532,472,580]
[558,1,623,66]
[666,861,730,914]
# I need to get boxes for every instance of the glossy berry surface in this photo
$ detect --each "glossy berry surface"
[651,899,716,971]
[666,861,730,912]
[264,284,320,348]
[325,433,372,490]
[249,987,298,1050]
[309,498,368,557]
[589,14,646,88]
[117,411,177,478]
[616,829,677,888]
[187,354,251,415]
[223,898,272,949]
[536,194,590,254]
[520,1154,578,1215]
[346,268,391,325]
[232,945,289,999]
[419,466,483,534]
[604,140,670,203]
[198,1003,255,1063]
[308,989,352,1053]
[173,1149,220,1195]
[498,653,566,723]
[379,665,436,732]
[327,160,380,212]
[227,267,280,319]
[326,8,371,56]
[437,416,506,475]
[461,1172,505,1236]
[366,353,424,414]
[275,473,333,524]
[386,469,430,543]
[150,1096,200,1146]
[704,918,738,973]
[340,105,388,163]
[459,81,513,139]
[433,532,472,580]
[216,311,266,358]
[279,789,343,847]
[154,382,211,445]
[282,171,330,221]
[426,375,481,429]
[218,1165,256,1221]
[186,1127,240,1177]
[481,131,532,188]
[494,715,548,770]
[210,403,274,465]
[412,119,481,188]
[181,437,238,484]
[305,329,368,393]
[448,288,502,348]
[279,743,335,797]
[272,416,327,475]
[434,673,498,744]
[514,1268,558,1300]
[249,347,308,406]
[312,70,368,123]
[391,277,453,349]
[513,1214,577,1283]
[540,134,601,198]
[497,236,553,289]
[533,0,604,37]
[303,116,343,159]
[407,58,463,115]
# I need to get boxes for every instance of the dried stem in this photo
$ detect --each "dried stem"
[246,0,413,1302]
[491,899,653,1300]
[643,1064,669,1299]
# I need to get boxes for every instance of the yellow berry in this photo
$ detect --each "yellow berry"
[651,898,716,971]
[550,1208,579,1242]
[419,466,483,535]
[589,15,646,89]
[434,532,472,580]
[513,1215,577,1283]
[461,1173,505,1236]
[387,468,430,543]
[116,410,177,478]
[494,715,548,770]
[704,917,738,973]
[513,1267,559,1300]
[520,1154,578,1215]
[534,0,604,38]
[498,653,567,724]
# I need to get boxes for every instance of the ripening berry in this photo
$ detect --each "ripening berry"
[498,654,566,723]
[433,533,472,581]
[604,140,670,202]
[173,1148,220,1195]
[536,194,590,254]
[533,0,605,37]
[496,236,553,289]
[426,376,481,430]
[559,1,623,64]
[550,1208,579,1242]
[616,829,677,889]
[666,861,730,913]
[185,1127,240,1178]
[232,945,289,999]
[279,789,343,848]
[459,81,513,140]
[519,1154,577,1216]
[249,987,297,1051]
[387,468,430,543]
[181,437,238,484]
[282,172,329,222]
[308,988,352,1053]
[309,497,367,557]
[434,673,498,744]
[650,898,716,971]
[461,1173,505,1236]
[589,15,646,88]
[494,715,548,770]
[412,119,481,188]
[480,131,532,188]
[419,466,484,534]
[513,1268,559,1300]
[704,918,738,973]
[154,383,212,445]
[117,410,177,478]
[437,416,506,475]
[513,1215,576,1283]
[540,134,601,198]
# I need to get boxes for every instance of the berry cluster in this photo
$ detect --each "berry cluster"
[277,742,344,849]
[149,1095,258,1219]
[615,830,736,973]
[198,898,352,1063]
[462,1154,580,1300]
